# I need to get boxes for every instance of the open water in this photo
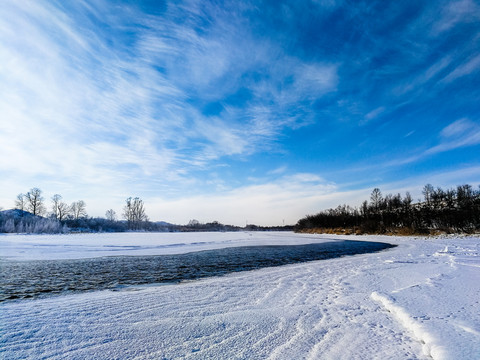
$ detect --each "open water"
[0,240,395,302]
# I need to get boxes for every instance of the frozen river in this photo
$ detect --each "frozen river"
[0,239,394,302]
[1,232,479,359]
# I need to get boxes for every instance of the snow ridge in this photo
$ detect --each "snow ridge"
[371,291,445,360]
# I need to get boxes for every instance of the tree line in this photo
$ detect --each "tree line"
[295,184,480,235]
[0,188,151,233]
[1,187,292,234]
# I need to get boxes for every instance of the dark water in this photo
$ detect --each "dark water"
[0,240,395,302]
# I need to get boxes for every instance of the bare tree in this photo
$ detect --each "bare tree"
[70,200,87,220]
[52,194,70,221]
[15,193,26,212]
[403,191,412,209]
[445,189,456,208]
[25,188,46,216]
[422,184,434,207]
[105,209,116,221]
[188,219,200,227]
[457,184,474,208]
[51,194,62,219]
[123,197,148,230]
[360,200,369,217]
[57,202,70,221]
[370,188,383,213]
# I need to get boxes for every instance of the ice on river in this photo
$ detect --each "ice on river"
[0,231,345,260]
[1,232,479,359]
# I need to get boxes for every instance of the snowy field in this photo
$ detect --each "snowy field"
[1,232,479,359]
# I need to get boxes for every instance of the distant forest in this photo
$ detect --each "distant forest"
[295,184,480,235]
[2,184,479,235]
[0,187,292,234]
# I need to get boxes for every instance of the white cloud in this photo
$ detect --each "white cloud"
[2,0,477,226]
[431,0,480,35]
[426,118,480,155]
[294,63,339,96]
[361,106,386,125]
[442,54,480,83]
[0,1,344,218]
[268,166,288,175]
[393,56,453,96]
[0,1,251,190]
[378,118,480,167]
[440,118,472,137]
[148,173,337,226]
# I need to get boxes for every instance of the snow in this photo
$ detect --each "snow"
[0,231,341,260]
[1,232,479,359]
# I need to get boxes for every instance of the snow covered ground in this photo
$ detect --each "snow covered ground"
[1,232,479,359]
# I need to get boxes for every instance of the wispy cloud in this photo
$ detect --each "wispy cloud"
[376,118,480,168]
[268,166,288,176]
[293,63,339,97]
[430,0,480,35]
[426,118,480,155]
[392,56,453,96]
[1,1,339,191]
[441,54,480,83]
[1,0,478,222]
[361,106,386,125]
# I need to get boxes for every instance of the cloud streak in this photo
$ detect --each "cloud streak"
[1,0,479,223]
[426,119,480,155]
[1,1,340,182]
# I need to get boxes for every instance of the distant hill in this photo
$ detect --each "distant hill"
[0,209,65,234]
[154,221,175,226]
[0,209,38,218]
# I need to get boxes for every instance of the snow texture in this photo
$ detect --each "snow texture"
[1,232,479,359]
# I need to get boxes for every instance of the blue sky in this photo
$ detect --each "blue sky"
[1,0,479,226]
